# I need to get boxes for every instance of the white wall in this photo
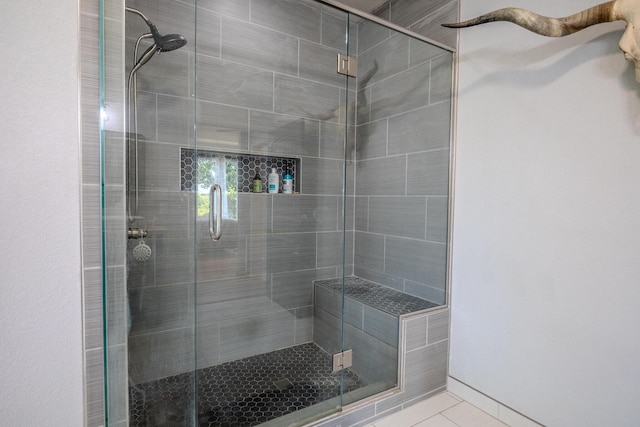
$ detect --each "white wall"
[451,1,640,426]
[0,3,84,426]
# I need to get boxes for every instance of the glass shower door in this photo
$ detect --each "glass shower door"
[192,1,353,424]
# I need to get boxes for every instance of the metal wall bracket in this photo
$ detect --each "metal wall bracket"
[337,54,357,77]
[128,227,147,239]
[332,349,353,372]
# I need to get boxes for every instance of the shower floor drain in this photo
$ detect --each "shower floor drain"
[129,343,366,427]
[273,378,294,390]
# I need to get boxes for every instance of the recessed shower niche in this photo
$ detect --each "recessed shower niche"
[181,148,300,192]
[101,0,454,425]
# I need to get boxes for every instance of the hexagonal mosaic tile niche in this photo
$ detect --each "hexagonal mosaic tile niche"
[181,148,299,194]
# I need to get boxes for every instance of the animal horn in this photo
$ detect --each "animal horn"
[442,1,617,37]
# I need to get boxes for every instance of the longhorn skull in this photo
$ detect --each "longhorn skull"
[443,0,640,82]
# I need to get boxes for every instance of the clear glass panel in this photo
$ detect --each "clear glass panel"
[192,0,350,424]
[101,0,130,424]
[340,13,453,406]
[120,0,199,425]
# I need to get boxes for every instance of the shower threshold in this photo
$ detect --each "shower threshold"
[129,342,366,426]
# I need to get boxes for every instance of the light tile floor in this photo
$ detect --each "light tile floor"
[365,392,511,427]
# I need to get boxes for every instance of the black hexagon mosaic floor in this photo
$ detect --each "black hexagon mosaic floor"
[129,343,365,426]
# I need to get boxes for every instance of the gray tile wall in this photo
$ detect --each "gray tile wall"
[124,0,354,382]
[353,18,452,306]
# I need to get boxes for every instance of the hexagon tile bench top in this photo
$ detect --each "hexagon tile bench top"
[314,276,438,317]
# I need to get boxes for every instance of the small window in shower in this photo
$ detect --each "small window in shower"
[182,149,238,220]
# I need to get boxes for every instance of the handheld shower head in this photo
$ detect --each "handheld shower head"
[125,7,187,54]
[156,33,187,52]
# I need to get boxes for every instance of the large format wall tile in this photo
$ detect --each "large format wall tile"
[358,34,410,86]
[128,282,193,335]
[197,0,250,20]
[427,196,449,243]
[222,16,299,75]
[354,232,385,271]
[389,0,453,30]
[272,268,334,310]
[251,0,322,43]
[128,327,196,384]
[274,74,342,121]
[219,310,295,361]
[247,233,317,275]
[357,17,391,55]
[407,149,450,196]
[156,95,196,145]
[249,110,320,157]
[294,306,314,344]
[355,156,407,196]
[368,196,427,239]
[385,236,447,289]
[370,61,431,121]
[356,119,388,160]
[197,275,270,322]
[388,101,451,155]
[300,157,345,195]
[430,54,454,105]
[273,195,339,233]
[317,230,354,268]
[300,40,347,87]
[196,8,221,58]
[197,100,249,151]
[321,6,349,51]
[196,55,274,110]
[134,48,192,97]
[409,1,458,50]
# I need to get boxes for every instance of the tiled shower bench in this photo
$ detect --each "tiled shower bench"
[313,276,439,389]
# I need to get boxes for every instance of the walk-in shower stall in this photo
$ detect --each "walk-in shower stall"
[101,0,454,425]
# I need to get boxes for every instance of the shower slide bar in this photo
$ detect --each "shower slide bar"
[125,7,187,239]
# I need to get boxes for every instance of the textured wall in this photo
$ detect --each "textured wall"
[450,0,640,426]
[1,2,84,426]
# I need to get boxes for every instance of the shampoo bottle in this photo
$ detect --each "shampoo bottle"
[283,166,293,194]
[252,171,262,193]
[267,168,279,193]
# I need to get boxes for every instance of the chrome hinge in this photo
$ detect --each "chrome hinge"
[337,54,357,77]
[332,349,353,372]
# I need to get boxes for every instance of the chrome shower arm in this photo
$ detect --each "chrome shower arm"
[125,7,153,27]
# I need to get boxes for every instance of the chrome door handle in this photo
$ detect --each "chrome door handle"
[209,183,222,241]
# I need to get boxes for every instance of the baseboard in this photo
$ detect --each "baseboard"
[447,376,545,427]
